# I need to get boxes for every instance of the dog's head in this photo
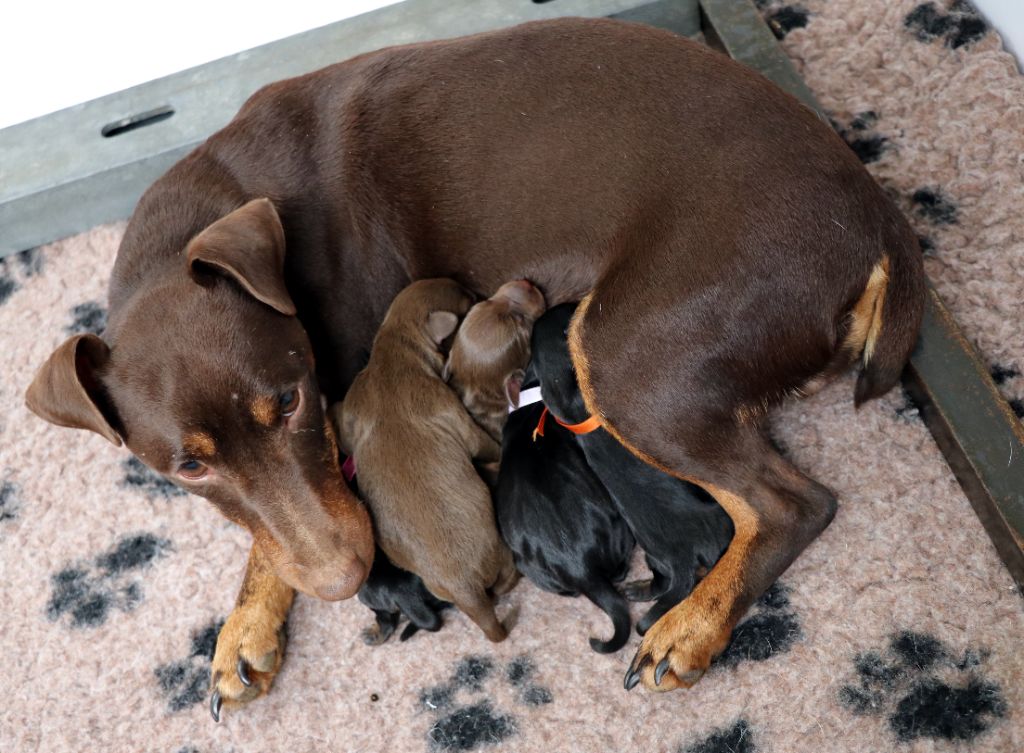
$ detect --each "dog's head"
[528,302,587,417]
[445,280,546,410]
[25,198,374,601]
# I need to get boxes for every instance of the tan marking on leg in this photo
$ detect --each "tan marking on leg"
[250,396,277,426]
[632,483,760,691]
[843,255,890,364]
[183,431,216,457]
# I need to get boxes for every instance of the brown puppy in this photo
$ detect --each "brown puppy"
[331,278,518,642]
[25,18,925,703]
[445,279,547,442]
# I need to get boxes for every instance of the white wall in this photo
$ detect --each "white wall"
[0,1,400,129]
[972,0,1023,66]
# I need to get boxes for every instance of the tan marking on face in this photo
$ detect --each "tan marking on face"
[183,431,216,457]
[250,396,277,426]
[844,255,890,365]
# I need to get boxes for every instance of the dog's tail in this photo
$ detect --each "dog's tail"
[853,237,926,407]
[585,580,633,654]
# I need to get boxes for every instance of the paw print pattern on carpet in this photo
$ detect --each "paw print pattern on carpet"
[46,533,170,627]
[716,582,801,668]
[839,631,1008,742]
[122,457,187,499]
[905,1,988,50]
[755,1,810,41]
[831,111,890,165]
[65,301,108,335]
[0,247,43,306]
[990,365,1024,420]
[680,719,755,753]
[421,655,553,751]
[155,618,224,712]
[0,480,20,527]
[912,187,959,225]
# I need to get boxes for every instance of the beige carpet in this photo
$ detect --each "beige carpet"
[2,1,1022,751]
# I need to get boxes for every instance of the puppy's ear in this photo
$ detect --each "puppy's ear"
[504,369,525,409]
[187,198,297,316]
[25,334,122,446]
[426,311,460,345]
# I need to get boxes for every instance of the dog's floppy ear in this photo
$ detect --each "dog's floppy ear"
[426,311,460,345]
[25,334,122,446]
[504,369,524,409]
[186,198,296,316]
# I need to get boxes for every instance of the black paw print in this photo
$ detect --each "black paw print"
[990,364,1024,420]
[830,111,890,165]
[905,1,988,50]
[420,655,552,751]
[681,718,756,753]
[156,618,224,712]
[0,247,42,307]
[756,2,809,40]
[0,479,20,527]
[717,582,801,667]
[123,457,187,499]
[65,301,108,336]
[911,187,959,226]
[46,533,170,627]
[839,631,1007,742]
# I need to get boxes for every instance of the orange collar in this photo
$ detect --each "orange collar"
[533,405,603,441]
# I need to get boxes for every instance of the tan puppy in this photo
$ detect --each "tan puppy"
[331,278,518,642]
[445,280,547,442]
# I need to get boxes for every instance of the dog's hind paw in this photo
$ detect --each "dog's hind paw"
[621,579,655,602]
[209,605,287,720]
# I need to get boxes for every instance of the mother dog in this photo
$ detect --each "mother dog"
[25,17,924,707]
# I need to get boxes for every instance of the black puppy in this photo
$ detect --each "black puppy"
[494,369,636,653]
[357,547,452,644]
[532,305,735,635]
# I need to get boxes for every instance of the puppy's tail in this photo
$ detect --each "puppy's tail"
[585,581,633,654]
[853,238,926,407]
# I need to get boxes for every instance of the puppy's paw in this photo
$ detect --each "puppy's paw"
[623,599,731,693]
[362,613,398,646]
[622,578,654,602]
[209,605,287,721]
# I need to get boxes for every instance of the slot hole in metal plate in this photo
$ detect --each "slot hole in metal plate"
[101,105,175,138]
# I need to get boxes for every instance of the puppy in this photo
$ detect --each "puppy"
[532,304,736,635]
[494,366,636,653]
[331,278,518,642]
[358,547,452,644]
[444,279,547,442]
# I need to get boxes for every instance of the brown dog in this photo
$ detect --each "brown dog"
[25,17,924,707]
[330,278,519,642]
[445,279,547,442]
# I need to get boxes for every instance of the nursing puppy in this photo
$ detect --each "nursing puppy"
[533,305,736,635]
[331,278,518,642]
[495,370,636,653]
[358,547,451,644]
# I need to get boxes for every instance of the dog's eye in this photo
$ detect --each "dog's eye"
[279,389,300,417]
[178,459,208,480]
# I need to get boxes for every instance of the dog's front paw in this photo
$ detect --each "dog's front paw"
[209,605,287,721]
[623,598,731,693]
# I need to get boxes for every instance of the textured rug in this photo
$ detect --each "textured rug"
[2,1,1022,751]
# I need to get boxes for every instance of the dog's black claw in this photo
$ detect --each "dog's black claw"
[237,658,252,687]
[210,689,223,723]
[654,658,671,686]
[624,667,642,691]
